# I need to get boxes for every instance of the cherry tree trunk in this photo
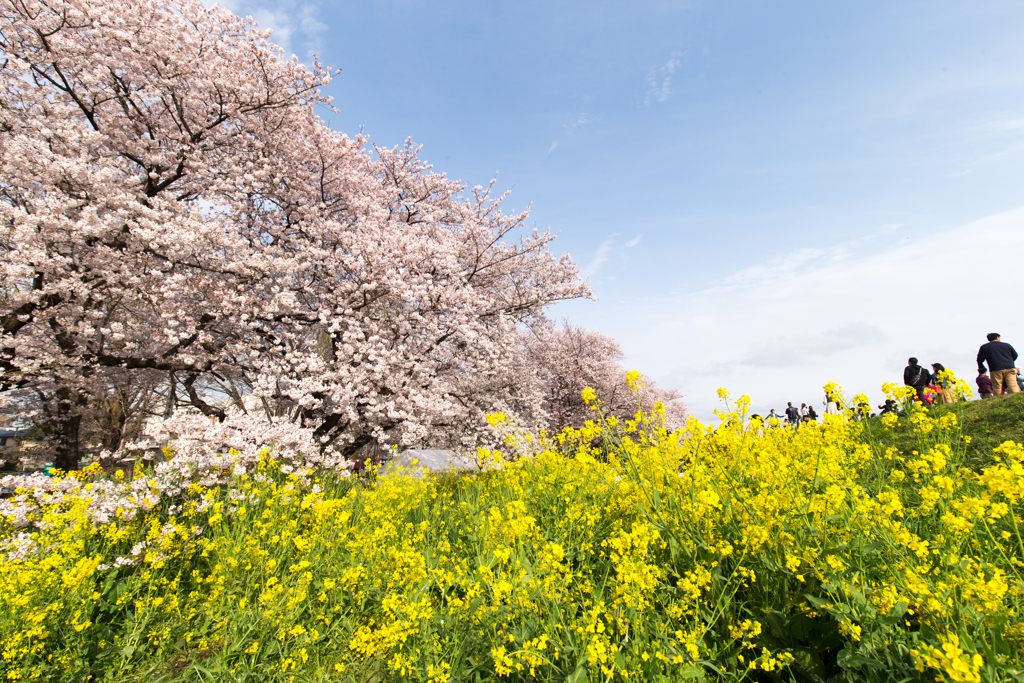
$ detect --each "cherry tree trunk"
[50,388,84,472]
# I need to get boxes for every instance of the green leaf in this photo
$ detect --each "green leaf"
[858,539,882,554]
[788,646,826,680]
[674,665,705,679]
[804,594,831,609]
[566,664,588,683]
[837,649,887,671]
[876,602,909,627]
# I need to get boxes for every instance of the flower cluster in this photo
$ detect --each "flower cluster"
[1,380,1022,682]
[0,410,352,529]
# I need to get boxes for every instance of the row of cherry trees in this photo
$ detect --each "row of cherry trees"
[523,323,685,433]
[0,0,683,469]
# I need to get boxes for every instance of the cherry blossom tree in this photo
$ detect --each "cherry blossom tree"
[0,0,588,468]
[523,322,686,432]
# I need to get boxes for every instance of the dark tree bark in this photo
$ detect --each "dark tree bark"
[49,387,85,471]
[98,395,127,452]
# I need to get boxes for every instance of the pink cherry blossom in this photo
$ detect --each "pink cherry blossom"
[523,322,687,431]
[0,0,589,468]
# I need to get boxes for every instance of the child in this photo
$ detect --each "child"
[977,370,993,399]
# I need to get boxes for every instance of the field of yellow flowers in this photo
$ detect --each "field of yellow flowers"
[3,378,1024,682]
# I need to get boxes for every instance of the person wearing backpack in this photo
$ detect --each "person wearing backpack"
[904,357,931,403]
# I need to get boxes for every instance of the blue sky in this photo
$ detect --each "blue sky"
[220,0,1024,419]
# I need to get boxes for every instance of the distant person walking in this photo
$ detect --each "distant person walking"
[977,333,1019,395]
[904,357,931,403]
[785,402,800,427]
[977,370,993,399]
[805,405,818,422]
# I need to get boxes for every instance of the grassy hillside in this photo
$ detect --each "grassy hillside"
[861,392,1024,471]
[943,393,1024,464]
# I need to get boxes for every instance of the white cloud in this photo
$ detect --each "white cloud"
[708,247,829,291]
[740,323,886,368]
[221,1,325,59]
[645,51,683,106]
[252,7,294,55]
[953,142,1024,177]
[547,112,589,153]
[200,0,241,11]
[586,208,1024,420]
[625,233,642,247]
[299,4,327,56]
[974,117,1024,133]
[581,235,619,279]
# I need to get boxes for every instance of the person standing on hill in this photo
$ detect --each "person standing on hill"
[977,333,1019,395]
[977,370,993,399]
[904,357,931,403]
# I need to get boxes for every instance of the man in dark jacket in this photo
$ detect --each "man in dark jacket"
[785,402,800,428]
[977,333,1019,395]
[904,357,931,403]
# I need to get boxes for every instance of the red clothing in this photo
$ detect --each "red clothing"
[977,373,993,395]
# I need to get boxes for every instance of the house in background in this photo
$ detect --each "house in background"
[0,420,38,469]
[0,428,27,449]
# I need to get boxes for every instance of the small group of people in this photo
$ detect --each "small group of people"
[903,358,957,405]
[904,332,1021,404]
[759,402,818,426]
[756,334,1020,426]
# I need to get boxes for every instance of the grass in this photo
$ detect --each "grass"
[942,393,1024,466]
[861,392,1024,471]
